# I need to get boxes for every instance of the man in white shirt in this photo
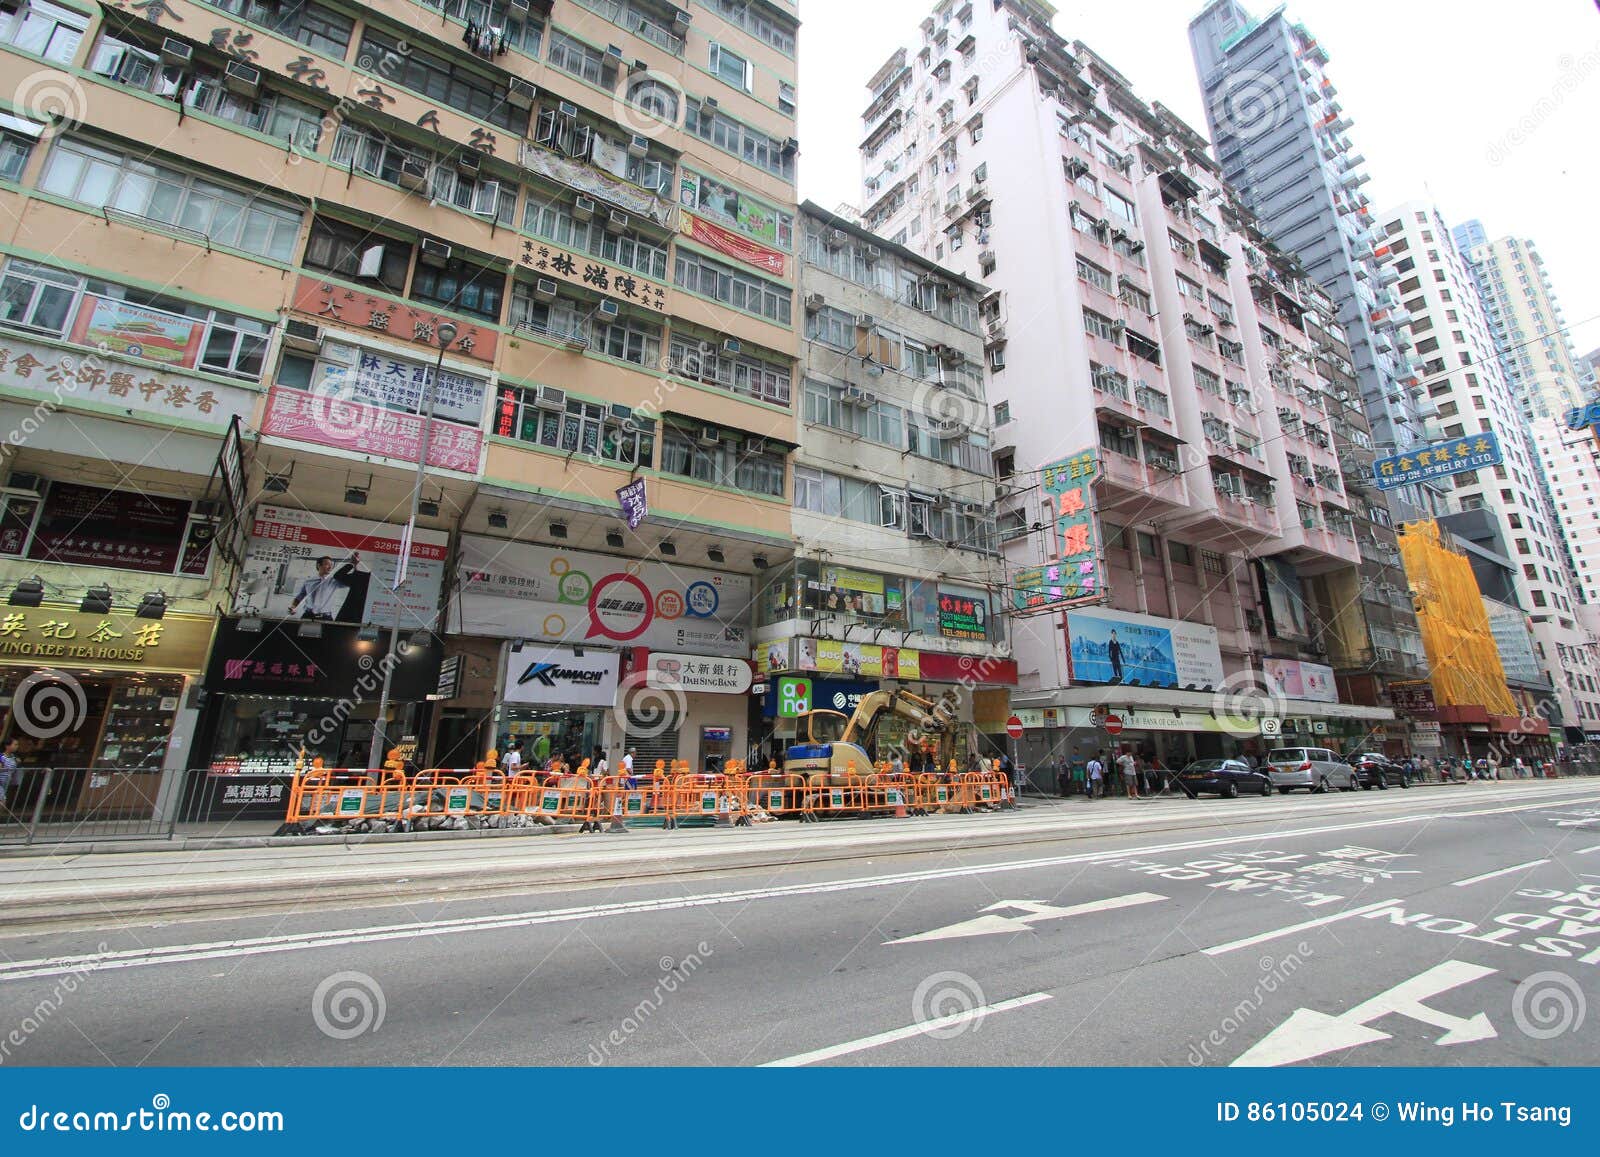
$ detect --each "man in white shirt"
[289,554,362,620]
[622,749,635,777]
[1085,753,1104,800]
[1117,747,1139,798]
[502,743,523,774]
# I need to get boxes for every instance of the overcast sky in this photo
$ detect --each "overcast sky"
[796,1,1600,361]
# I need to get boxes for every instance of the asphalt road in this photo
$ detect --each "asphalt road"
[4,780,1600,1067]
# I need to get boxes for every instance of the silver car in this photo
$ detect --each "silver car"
[1265,746,1359,793]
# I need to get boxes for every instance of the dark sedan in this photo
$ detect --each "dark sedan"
[1177,758,1274,799]
[1349,752,1410,790]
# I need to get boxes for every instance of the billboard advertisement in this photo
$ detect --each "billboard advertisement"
[232,505,449,625]
[1065,607,1224,689]
[1014,448,1100,612]
[68,295,203,368]
[1263,657,1337,703]
[1258,557,1312,642]
[455,538,752,658]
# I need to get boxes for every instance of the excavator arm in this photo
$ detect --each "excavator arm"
[842,689,954,748]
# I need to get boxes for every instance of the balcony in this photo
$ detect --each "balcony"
[1097,447,1189,518]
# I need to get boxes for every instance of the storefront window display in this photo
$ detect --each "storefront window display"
[499,706,603,768]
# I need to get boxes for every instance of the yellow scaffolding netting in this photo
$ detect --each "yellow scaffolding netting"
[1398,520,1516,715]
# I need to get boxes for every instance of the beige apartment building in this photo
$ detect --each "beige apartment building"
[0,0,801,817]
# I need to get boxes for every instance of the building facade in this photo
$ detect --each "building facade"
[1189,0,1445,523]
[0,0,803,816]
[855,0,1397,772]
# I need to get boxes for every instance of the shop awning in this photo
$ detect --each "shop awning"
[1011,684,1396,724]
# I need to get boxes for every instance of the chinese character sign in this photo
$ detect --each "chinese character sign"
[1373,431,1502,491]
[616,478,648,530]
[1014,447,1101,612]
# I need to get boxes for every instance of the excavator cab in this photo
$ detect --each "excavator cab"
[797,711,850,745]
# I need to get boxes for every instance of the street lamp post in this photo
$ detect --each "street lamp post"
[367,320,457,768]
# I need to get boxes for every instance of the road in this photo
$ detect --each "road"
[3,780,1599,1067]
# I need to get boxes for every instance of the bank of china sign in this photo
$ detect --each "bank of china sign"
[503,645,619,707]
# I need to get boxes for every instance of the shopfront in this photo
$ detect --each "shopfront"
[0,608,214,818]
[192,617,443,818]
[496,643,618,768]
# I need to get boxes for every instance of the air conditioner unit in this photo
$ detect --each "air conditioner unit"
[558,100,580,119]
[855,313,876,329]
[804,292,825,312]
[673,9,691,30]
[419,238,452,267]
[994,483,1013,499]
[1302,474,1316,487]
[721,338,742,355]
[3,471,43,497]
[536,385,567,410]
[606,210,629,233]
[356,244,386,279]
[628,134,650,158]
[702,95,718,110]
[936,343,962,365]
[1244,610,1263,630]
[457,148,483,177]
[160,38,192,67]
[507,78,537,108]
[1110,319,1126,333]
[781,137,798,156]
[863,245,882,263]
[534,278,559,302]
[223,61,260,96]
[509,0,530,12]
[397,157,430,191]
[597,299,620,319]
[697,425,721,446]
[745,436,768,454]
[573,195,597,221]
[825,228,848,249]
[283,318,322,353]
[630,58,649,75]
[1302,517,1317,529]
[841,386,867,406]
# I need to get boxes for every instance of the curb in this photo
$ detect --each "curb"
[0,822,581,859]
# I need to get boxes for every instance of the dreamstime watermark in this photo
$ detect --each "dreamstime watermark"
[1486,43,1600,166]
[1184,942,1313,1065]
[282,40,412,168]
[1214,69,1290,143]
[586,942,713,1065]
[0,942,108,1065]
[12,69,89,136]
[1210,669,1290,740]
[301,640,414,753]
[1512,971,1585,1040]
[611,668,689,744]
[311,971,386,1040]
[911,970,986,1039]
[10,669,89,741]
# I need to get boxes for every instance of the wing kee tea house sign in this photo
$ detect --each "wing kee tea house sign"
[0,609,212,671]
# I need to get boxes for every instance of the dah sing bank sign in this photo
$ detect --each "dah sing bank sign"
[645,652,753,695]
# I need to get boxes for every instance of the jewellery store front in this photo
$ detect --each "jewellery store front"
[0,608,214,819]
[191,617,443,819]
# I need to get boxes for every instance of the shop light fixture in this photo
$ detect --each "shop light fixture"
[263,473,291,494]
[298,621,323,639]
[80,585,114,615]
[487,509,509,529]
[237,616,263,633]
[357,624,381,643]
[136,591,168,620]
[707,546,725,565]
[658,539,677,557]
[8,576,44,607]
[344,485,369,505]
[549,520,568,540]
[605,530,625,549]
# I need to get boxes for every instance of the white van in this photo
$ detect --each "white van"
[1265,746,1358,793]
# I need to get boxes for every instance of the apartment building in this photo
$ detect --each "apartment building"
[746,202,1013,760]
[856,0,1399,771]
[1455,225,1590,422]
[0,0,801,816]
[1376,201,1600,746]
[1190,1,1445,524]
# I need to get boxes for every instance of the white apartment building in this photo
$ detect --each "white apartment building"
[1378,201,1600,735]
[853,0,1402,767]
[1534,420,1600,605]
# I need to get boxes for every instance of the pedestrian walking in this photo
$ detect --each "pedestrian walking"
[503,741,523,774]
[1118,746,1140,799]
[1086,752,1105,800]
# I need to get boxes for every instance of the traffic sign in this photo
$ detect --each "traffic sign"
[1005,715,1024,740]
[1102,713,1124,736]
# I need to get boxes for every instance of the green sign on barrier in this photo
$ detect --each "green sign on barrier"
[887,789,902,806]
[627,793,644,814]
[767,791,782,809]
[339,789,363,814]
[980,787,992,801]
[447,788,469,812]
[541,792,559,811]
[701,792,717,811]
[936,786,949,802]
[829,789,844,808]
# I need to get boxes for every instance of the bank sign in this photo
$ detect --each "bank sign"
[502,645,620,707]
[1373,431,1502,490]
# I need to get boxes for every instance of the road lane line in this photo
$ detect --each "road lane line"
[1576,845,1600,855]
[1202,899,1403,956]
[1450,859,1550,887]
[759,992,1052,1066]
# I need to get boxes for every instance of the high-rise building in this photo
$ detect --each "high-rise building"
[0,0,803,813]
[1455,224,1591,421]
[1189,1,1445,523]
[857,0,1405,768]
[1374,201,1600,744]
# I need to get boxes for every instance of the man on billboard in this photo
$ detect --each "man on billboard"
[289,553,368,621]
[1107,629,1125,684]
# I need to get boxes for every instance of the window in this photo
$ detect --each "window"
[0,125,37,182]
[685,99,794,180]
[357,30,525,131]
[1076,258,1113,294]
[1201,549,1226,575]
[1168,540,1193,566]
[709,42,753,92]
[778,81,796,117]
[302,215,411,293]
[596,314,663,366]
[410,260,505,322]
[40,138,302,261]
[1083,309,1118,342]
[670,332,791,404]
[662,425,786,497]
[1105,189,1136,225]
[712,0,796,55]
[1,1,86,63]
[993,401,1010,425]
[494,386,655,466]
[626,77,680,123]
[548,30,610,86]
[676,248,791,323]
[523,197,668,281]
[208,0,354,58]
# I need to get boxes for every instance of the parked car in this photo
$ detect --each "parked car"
[1264,746,1359,793]
[1349,752,1410,790]
[1177,758,1274,799]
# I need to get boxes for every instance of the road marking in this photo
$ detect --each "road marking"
[1231,961,1497,1067]
[1450,859,1550,887]
[1576,845,1600,855]
[760,992,1052,1067]
[1202,898,1404,956]
[4,793,1595,981]
[886,892,1166,944]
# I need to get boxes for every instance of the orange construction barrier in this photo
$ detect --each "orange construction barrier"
[504,772,600,829]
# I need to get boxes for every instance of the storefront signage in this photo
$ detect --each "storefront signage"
[1065,607,1224,690]
[646,653,753,695]
[502,644,620,707]
[1263,658,1337,704]
[801,638,922,680]
[1062,706,1244,734]
[456,538,752,658]
[806,567,901,620]
[233,505,449,626]
[937,588,988,640]
[1014,447,1100,612]
[1374,431,1502,490]
[617,478,648,529]
[260,385,484,473]
[1388,680,1439,719]
[23,481,207,576]
[776,676,812,717]
[291,276,496,363]
[69,294,203,368]
[205,618,442,698]
[432,655,463,701]
[681,212,787,276]
[916,653,1020,685]
[1567,401,1600,431]
[0,336,256,430]
[516,238,669,313]
[756,637,793,676]
[317,345,487,426]
[0,608,211,671]
[764,677,873,718]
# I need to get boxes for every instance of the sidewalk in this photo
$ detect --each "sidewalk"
[2,779,1590,934]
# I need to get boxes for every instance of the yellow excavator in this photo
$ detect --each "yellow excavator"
[784,688,963,786]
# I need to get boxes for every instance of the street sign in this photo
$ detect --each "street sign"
[777,676,812,717]
[1102,713,1124,736]
[1005,715,1024,740]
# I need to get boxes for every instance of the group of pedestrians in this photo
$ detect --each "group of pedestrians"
[1060,747,1166,800]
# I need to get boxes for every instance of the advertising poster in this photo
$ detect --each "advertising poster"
[68,295,203,367]
[315,348,487,425]
[808,639,922,680]
[260,385,484,473]
[232,505,448,625]
[1065,607,1224,689]
[1374,431,1502,490]
[1014,447,1100,611]
[806,566,896,617]
[1263,657,1337,703]
[1484,598,1542,685]
[937,587,988,640]
[1258,557,1312,642]
[455,537,753,658]
[27,481,192,574]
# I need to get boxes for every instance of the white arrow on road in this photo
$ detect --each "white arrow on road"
[1231,960,1497,1067]
[886,892,1166,944]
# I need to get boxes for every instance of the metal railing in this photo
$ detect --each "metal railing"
[0,767,175,846]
